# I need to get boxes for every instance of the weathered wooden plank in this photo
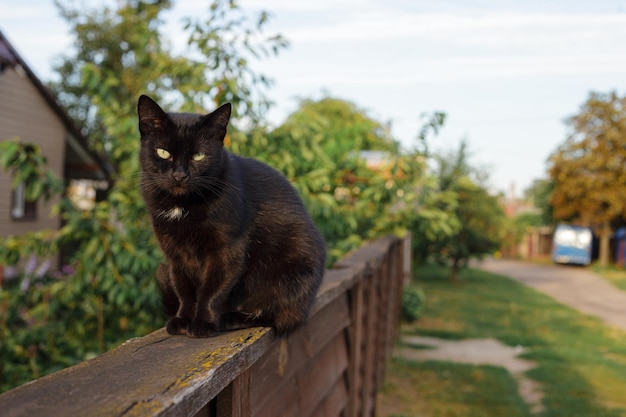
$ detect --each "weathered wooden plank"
[334,236,397,271]
[249,293,351,413]
[191,401,213,417]
[297,332,349,417]
[323,339,350,417]
[311,265,364,316]
[386,239,404,370]
[346,279,364,417]
[362,267,380,417]
[380,246,398,385]
[252,375,300,417]
[309,374,348,417]
[216,369,251,417]
[376,255,390,387]
[0,326,274,417]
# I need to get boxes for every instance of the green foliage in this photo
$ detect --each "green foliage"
[0,261,162,392]
[0,139,63,202]
[51,0,287,173]
[417,141,506,280]
[549,91,626,225]
[231,97,434,264]
[503,211,545,251]
[514,211,544,233]
[409,175,461,264]
[401,284,426,323]
[452,179,505,259]
[523,178,555,226]
[548,90,626,266]
[0,140,64,265]
[416,112,446,144]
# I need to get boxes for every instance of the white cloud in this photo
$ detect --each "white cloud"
[258,10,626,86]
[285,12,626,45]
[0,5,46,19]
[274,51,626,88]
[241,0,373,14]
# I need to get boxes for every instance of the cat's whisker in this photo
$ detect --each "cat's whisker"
[207,178,243,199]
[190,184,240,215]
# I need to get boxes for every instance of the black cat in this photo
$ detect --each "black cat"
[138,95,326,338]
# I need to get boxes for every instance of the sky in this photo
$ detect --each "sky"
[2,0,626,196]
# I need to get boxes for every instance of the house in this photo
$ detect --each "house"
[0,30,109,239]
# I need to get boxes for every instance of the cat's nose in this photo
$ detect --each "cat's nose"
[172,168,188,183]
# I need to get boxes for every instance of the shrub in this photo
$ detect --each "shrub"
[401,284,426,323]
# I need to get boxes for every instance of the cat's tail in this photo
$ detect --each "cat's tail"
[156,263,179,317]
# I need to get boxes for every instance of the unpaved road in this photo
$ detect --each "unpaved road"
[396,335,544,413]
[474,259,626,332]
[392,259,626,413]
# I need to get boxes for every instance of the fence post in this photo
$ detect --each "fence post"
[216,369,251,417]
[403,232,412,286]
[346,278,365,417]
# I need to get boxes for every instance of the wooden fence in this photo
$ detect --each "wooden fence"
[0,235,409,417]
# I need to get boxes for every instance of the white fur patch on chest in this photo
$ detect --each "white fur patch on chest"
[157,206,187,221]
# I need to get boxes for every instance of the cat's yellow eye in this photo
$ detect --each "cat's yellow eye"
[156,148,171,160]
[192,152,206,162]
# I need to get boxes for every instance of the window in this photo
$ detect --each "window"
[11,182,37,220]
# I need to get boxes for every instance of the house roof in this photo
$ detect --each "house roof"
[0,30,111,182]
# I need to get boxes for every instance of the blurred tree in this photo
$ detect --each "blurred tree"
[281,97,399,156]
[435,141,474,191]
[430,141,506,281]
[231,97,436,263]
[408,174,460,264]
[51,0,287,174]
[548,91,626,266]
[523,178,555,226]
[448,179,505,281]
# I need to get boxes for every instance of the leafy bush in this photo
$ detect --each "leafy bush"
[401,284,426,323]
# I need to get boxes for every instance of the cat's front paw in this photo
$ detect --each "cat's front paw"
[188,320,219,338]
[166,317,189,335]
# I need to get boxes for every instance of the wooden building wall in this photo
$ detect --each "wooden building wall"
[0,65,64,237]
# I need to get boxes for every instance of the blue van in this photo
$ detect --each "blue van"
[552,224,593,266]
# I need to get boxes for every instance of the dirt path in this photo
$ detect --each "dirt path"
[474,259,626,331]
[396,335,544,413]
[393,259,626,414]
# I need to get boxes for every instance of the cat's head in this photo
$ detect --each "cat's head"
[137,95,232,197]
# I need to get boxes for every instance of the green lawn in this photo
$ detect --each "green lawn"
[592,265,626,292]
[378,263,626,417]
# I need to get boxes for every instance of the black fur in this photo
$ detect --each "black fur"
[138,95,326,337]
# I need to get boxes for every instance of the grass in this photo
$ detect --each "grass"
[377,263,626,417]
[592,265,626,292]
[379,359,531,417]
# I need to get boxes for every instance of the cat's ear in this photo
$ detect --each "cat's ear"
[203,103,232,132]
[138,95,168,136]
